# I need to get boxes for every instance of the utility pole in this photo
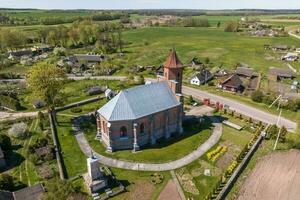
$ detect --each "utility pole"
[269,94,283,150]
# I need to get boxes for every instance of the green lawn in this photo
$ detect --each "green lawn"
[56,115,87,178]
[110,168,171,200]
[84,119,213,163]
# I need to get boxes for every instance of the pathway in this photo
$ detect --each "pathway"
[74,117,222,171]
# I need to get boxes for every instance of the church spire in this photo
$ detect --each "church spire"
[164,49,183,69]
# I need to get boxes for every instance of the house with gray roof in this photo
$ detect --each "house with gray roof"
[96,50,184,152]
[0,183,44,200]
[268,67,295,81]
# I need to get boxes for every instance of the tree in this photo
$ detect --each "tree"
[279,126,287,142]
[251,90,264,103]
[41,178,74,200]
[8,122,28,139]
[27,63,67,111]
[0,174,14,191]
[204,57,210,65]
[224,21,240,32]
[187,95,194,105]
[267,124,279,139]
[217,21,221,28]
[0,134,11,151]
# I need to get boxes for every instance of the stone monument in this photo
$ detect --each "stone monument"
[84,151,107,193]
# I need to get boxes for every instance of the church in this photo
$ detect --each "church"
[96,49,184,152]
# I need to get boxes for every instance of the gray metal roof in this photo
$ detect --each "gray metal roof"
[98,81,180,121]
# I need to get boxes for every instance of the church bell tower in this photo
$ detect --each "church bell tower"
[163,49,183,94]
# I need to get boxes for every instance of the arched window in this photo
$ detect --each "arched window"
[140,123,145,134]
[120,126,127,138]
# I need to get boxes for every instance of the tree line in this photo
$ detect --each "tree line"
[0,12,125,26]
[0,20,125,53]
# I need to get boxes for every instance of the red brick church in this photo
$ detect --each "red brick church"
[96,49,184,152]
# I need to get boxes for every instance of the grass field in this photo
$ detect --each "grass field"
[122,27,300,74]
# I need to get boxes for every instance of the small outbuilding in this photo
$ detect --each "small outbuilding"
[105,88,116,99]
[236,67,254,78]
[86,86,105,96]
[268,67,295,81]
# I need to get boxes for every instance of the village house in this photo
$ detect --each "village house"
[190,69,213,85]
[281,53,299,61]
[0,183,45,200]
[0,147,6,169]
[96,50,184,152]
[268,67,295,81]
[8,49,32,60]
[272,45,288,51]
[57,54,104,68]
[218,74,244,93]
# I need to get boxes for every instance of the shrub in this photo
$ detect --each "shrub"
[251,90,264,103]
[224,21,239,32]
[226,161,238,176]
[0,174,14,191]
[70,107,82,113]
[53,47,66,56]
[0,134,11,151]
[8,122,28,139]
[207,146,227,162]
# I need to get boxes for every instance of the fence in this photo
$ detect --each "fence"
[215,131,264,200]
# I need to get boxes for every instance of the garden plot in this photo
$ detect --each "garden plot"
[175,120,254,200]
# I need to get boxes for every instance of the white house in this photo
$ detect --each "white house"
[190,70,213,86]
[281,53,299,61]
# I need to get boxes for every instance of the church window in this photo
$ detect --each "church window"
[120,126,127,138]
[140,123,145,134]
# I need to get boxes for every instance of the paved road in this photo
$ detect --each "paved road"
[73,116,222,171]
[182,86,297,132]
[288,30,300,41]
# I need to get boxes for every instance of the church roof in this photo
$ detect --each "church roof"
[164,49,183,69]
[98,81,180,121]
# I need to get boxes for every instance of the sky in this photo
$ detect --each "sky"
[0,0,300,10]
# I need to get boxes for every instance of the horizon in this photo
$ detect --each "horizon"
[0,0,300,10]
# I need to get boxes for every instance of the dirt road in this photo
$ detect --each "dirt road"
[237,150,300,200]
